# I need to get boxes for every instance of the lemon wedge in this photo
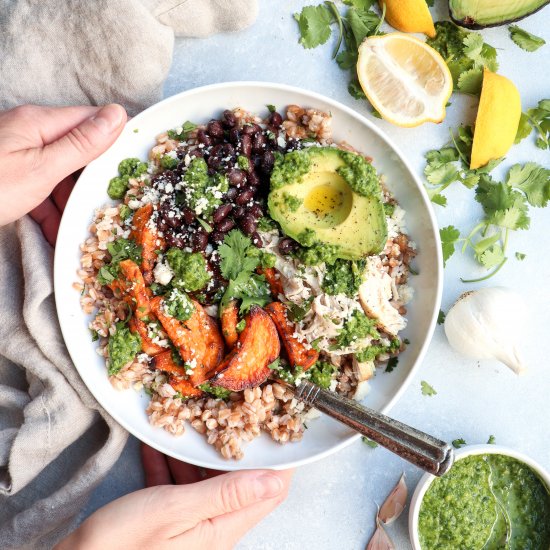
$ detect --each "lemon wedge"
[380,0,436,38]
[470,68,521,170]
[357,33,453,127]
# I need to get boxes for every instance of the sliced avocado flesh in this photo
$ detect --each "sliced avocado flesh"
[268,147,388,260]
[450,0,550,28]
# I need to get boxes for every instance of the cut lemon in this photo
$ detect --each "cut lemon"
[470,68,521,170]
[357,33,453,127]
[380,0,436,38]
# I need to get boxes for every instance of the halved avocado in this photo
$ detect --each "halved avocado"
[450,0,550,28]
[268,147,387,260]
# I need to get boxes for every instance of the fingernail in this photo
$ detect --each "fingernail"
[254,473,284,499]
[91,104,125,134]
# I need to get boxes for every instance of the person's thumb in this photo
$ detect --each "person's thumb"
[41,104,126,186]
[181,470,285,524]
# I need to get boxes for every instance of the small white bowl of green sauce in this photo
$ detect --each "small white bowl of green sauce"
[409,445,550,549]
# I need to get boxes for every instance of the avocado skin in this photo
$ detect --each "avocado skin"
[449,0,550,28]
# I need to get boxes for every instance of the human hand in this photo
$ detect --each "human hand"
[57,445,294,550]
[0,104,126,245]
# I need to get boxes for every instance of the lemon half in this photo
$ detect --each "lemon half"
[357,33,453,128]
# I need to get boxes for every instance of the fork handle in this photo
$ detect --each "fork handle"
[294,380,454,476]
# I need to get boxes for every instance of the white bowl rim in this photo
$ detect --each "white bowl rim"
[408,443,550,549]
[54,80,443,470]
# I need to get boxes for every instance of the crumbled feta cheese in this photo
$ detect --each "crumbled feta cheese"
[154,261,174,286]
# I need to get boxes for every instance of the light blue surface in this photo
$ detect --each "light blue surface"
[85,2,550,548]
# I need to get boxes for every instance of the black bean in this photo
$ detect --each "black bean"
[246,171,260,186]
[236,188,255,206]
[240,214,257,235]
[207,120,224,140]
[213,204,233,223]
[207,154,222,170]
[251,231,263,247]
[227,168,246,187]
[226,187,238,201]
[268,112,283,128]
[252,132,266,153]
[166,232,186,248]
[240,134,252,157]
[278,237,298,255]
[222,110,237,128]
[182,207,195,225]
[210,230,225,244]
[260,150,275,174]
[157,217,169,232]
[229,127,240,144]
[164,212,180,228]
[247,204,263,219]
[233,206,246,219]
[241,123,258,136]
[197,129,212,147]
[190,148,204,159]
[217,218,236,233]
[222,143,235,158]
[191,229,208,252]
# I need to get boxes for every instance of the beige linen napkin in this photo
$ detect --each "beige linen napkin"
[0,0,257,548]
[0,0,258,116]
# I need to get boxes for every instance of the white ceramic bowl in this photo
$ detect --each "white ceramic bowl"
[409,444,550,549]
[54,82,442,470]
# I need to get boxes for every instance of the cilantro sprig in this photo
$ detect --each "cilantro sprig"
[427,21,498,96]
[293,1,383,104]
[218,230,272,313]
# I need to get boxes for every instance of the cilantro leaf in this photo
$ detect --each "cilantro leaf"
[526,100,550,149]
[440,225,460,266]
[431,193,448,206]
[462,33,484,63]
[457,67,483,95]
[223,272,271,313]
[478,243,505,269]
[343,0,376,9]
[515,112,533,144]
[487,435,496,444]
[515,252,526,261]
[294,5,333,49]
[506,162,550,208]
[509,25,546,52]
[421,380,437,396]
[489,195,530,231]
[437,310,446,325]
[218,230,259,280]
[452,438,467,449]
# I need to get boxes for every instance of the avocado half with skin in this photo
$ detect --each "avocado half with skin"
[267,147,387,261]
[450,0,550,28]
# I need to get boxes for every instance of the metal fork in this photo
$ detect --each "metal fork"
[285,379,454,476]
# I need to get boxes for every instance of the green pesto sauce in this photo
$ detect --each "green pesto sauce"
[419,454,550,550]
[108,322,141,375]
[321,258,366,297]
[283,192,303,212]
[336,150,379,197]
[166,247,211,293]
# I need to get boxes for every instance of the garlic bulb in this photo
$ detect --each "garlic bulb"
[444,287,527,374]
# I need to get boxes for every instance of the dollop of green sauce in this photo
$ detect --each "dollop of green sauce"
[108,322,142,375]
[166,247,211,293]
[419,454,550,550]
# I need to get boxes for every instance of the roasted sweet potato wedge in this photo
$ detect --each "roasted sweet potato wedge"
[220,300,239,349]
[110,259,152,320]
[151,350,186,376]
[258,267,284,298]
[131,204,165,285]
[211,305,280,391]
[188,306,225,387]
[150,296,207,370]
[265,302,319,371]
[169,376,204,398]
[128,316,167,356]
